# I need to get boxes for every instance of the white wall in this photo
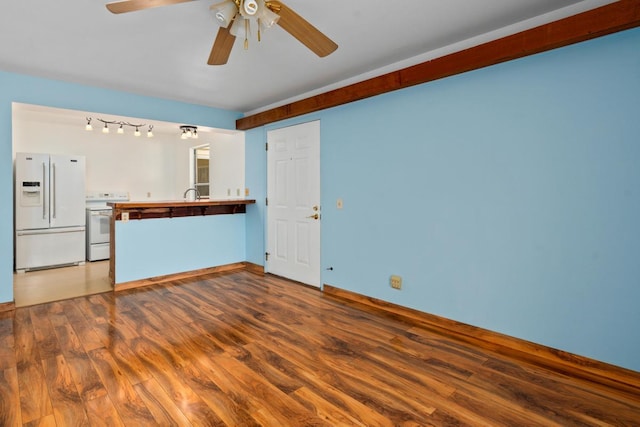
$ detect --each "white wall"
[210,132,245,199]
[12,104,244,201]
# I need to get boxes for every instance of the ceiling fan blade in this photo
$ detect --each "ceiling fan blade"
[208,25,236,65]
[106,0,195,14]
[268,1,338,57]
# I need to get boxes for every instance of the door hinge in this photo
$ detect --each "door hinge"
[265,142,268,151]
[265,252,270,261]
[265,197,268,206]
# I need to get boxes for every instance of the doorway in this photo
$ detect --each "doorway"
[266,121,321,287]
[190,144,210,198]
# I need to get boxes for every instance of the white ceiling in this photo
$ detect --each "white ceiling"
[0,0,616,116]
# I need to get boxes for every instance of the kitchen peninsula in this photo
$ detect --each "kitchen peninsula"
[108,199,255,289]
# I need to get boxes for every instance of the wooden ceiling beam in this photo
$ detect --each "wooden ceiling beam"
[236,0,640,130]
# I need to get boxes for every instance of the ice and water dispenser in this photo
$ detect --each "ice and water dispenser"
[19,181,43,207]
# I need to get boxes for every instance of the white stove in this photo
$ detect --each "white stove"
[85,191,129,261]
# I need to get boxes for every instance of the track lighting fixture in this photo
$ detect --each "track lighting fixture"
[85,118,152,138]
[180,125,198,140]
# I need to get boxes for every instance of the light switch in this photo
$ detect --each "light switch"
[336,198,343,209]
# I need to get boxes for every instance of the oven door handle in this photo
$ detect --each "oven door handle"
[90,211,112,217]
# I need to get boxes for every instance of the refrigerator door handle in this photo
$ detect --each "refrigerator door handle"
[42,161,47,219]
[51,162,56,219]
[16,228,85,237]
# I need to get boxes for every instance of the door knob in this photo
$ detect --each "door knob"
[306,213,320,220]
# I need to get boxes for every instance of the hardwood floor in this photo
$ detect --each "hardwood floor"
[1,270,639,426]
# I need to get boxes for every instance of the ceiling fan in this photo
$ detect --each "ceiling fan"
[105,0,338,65]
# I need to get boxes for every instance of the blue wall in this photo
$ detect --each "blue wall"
[115,215,246,283]
[245,28,640,372]
[0,71,242,303]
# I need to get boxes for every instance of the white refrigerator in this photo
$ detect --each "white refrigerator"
[15,152,86,272]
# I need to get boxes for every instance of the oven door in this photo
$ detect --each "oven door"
[88,209,111,244]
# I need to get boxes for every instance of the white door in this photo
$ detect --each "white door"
[266,121,321,287]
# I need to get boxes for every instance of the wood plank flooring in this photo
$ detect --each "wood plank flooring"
[1,270,639,426]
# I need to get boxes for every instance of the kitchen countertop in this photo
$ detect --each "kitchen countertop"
[108,198,256,209]
[108,199,256,221]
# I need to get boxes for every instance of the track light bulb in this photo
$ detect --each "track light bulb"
[117,124,124,134]
[85,118,93,131]
[134,127,141,137]
[102,123,109,134]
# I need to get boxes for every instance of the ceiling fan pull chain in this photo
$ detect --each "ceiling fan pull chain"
[244,19,249,49]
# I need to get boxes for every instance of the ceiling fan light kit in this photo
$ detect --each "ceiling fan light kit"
[106,0,337,65]
[212,0,280,49]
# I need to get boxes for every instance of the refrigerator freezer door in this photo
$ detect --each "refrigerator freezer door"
[50,154,86,228]
[15,152,50,230]
[15,227,86,271]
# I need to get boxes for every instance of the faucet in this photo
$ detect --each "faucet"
[183,187,201,201]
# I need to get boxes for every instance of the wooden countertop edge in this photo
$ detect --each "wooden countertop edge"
[109,199,256,209]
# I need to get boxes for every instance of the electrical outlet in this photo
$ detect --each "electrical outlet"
[390,275,402,290]
[245,188,250,196]
[121,212,129,222]
[337,198,343,209]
